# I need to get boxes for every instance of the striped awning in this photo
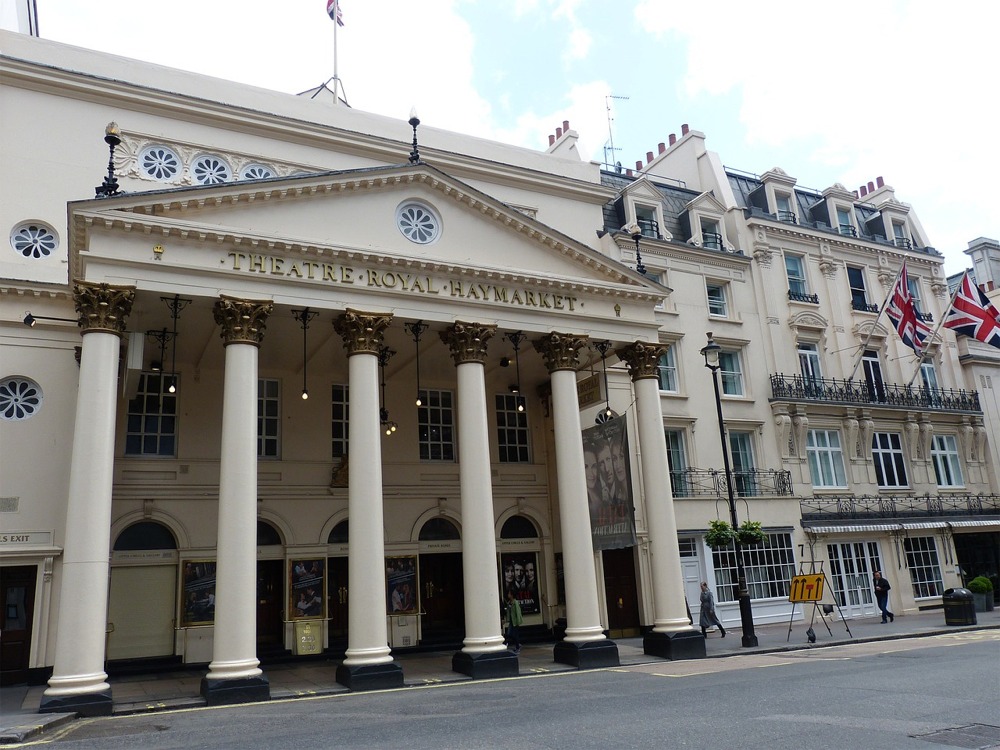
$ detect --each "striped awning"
[804,523,902,534]
[900,521,949,530]
[948,519,1000,528]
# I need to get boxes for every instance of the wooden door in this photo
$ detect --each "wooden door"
[326,556,349,648]
[256,560,284,652]
[602,547,640,637]
[418,553,464,644]
[1,566,37,685]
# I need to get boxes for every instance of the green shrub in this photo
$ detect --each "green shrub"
[967,576,994,594]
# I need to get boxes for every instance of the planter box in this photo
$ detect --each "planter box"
[972,592,995,612]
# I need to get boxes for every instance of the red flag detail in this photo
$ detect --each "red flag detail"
[327,0,344,26]
[944,272,1000,349]
[885,261,931,354]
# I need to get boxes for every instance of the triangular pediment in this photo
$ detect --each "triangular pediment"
[70,163,655,297]
[619,177,664,204]
[684,191,727,215]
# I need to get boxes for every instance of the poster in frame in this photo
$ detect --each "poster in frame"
[386,556,417,614]
[181,560,216,626]
[500,552,540,615]
[290,559,325,619]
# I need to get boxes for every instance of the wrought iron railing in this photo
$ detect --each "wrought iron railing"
[894,237,913,249]
[777,210,797,224]
[702,232,723,250]
[851,299,879,313]
[800,493,1000,522]
[770,373,981,412]
[839,224,857,237]
[917,310,933,322]
[787,290,820,304]
[670,468,793,499]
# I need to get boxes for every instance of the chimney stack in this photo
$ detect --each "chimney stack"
[555,127,563,139]
[646,151,654,164]
[668,133,677,146]
[867,181,875,193]
[681,123,690,136]
[548,134,555,146]
[562,120,570,132]
[876,176,885,188]
[658,142,666,154]
[859,185,868,197]
[635,160,643,172]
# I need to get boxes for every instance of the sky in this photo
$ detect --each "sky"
[21,0,998,274]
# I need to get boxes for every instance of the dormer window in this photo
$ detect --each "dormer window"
[836,207,856,237]
[893,222,912,249]
[635,204,660,238]
[775,193,796,223]
[701,219,722,250]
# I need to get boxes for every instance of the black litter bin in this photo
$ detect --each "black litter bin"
[943,587,977,626]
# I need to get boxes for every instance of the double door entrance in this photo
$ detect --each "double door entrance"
[827,541,882,618]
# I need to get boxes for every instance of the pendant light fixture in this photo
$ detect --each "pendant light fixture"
[595,340,614,421]
[405,320,428,407]
[292,308,319,400]
[505,331,527,413]
[161,294,191,394]
[146,328,171,376]
[378,346,397,436]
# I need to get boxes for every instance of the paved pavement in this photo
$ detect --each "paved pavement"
[3,606,997,744]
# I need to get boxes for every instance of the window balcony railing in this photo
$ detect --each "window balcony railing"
[669,467,793,499]
[701,232,723,250]
[851,299,879,313]
[917,310,933,322]
[787,289,820,304]
[777,210,797,224]
[893,237,913,249]
[839,224,857,237]
[637,218,659,238]
[770,372,982,412]
[800,493,1000,522]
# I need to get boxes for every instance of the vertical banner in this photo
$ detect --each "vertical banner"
[182,560,216,625]
[500,552,540,614]
[582,415,637,550]
[290,559,325,618]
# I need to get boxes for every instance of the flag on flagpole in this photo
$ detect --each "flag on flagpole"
[327,0,344,26]
[943,271,1000,349]
[885,261,932,355]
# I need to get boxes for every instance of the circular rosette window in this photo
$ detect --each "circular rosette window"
[395,201,441,245]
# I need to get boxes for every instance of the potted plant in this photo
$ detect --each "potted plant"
[967,576,994,612]
[704,519,737,549]
[737,520,766,546]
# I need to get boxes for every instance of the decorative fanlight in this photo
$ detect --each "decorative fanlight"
[405,320,428,406]
[595,340,614,422]
[505,331,527,413]
[292,308,319,399]
[378,346,397,436]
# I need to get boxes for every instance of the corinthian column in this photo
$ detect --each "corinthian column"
[441,322,517,679]
[201,296,273,706]
[534,332,619,669]
[618,342,705,660]
[332,309,404,690]
[41,282,134,717]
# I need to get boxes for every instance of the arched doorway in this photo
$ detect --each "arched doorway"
[418,517,463,645]
[326,520,349,650]
[108,521,178,661]
[256,520,285,656]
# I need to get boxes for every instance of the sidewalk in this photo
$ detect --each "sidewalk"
[3,606,997,744]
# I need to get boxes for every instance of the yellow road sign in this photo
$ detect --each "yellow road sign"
[789,574,825,602]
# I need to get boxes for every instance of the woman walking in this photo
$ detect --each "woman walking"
[699,581,726,638]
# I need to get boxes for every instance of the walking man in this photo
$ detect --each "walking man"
[873,570,894,623]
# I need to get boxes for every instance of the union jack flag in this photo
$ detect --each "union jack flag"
[944,271,1000,350]
[327,0,344,26]
[885,261,932,355]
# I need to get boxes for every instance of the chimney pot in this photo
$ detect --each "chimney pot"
[658,142,666,154]
[681,123,690,135]
[555,127,563,139]
[626,169,633,177]
[853,191,859,199]
[635,160,643,171]
[876,176,884,188]
[668,133,677,146]
[646,151,654,163]
[859,185,868,197]
[548,134,555,146]
[562,120,570,132]
[868,181,876,193]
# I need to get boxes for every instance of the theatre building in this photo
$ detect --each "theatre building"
[0,30,704,714]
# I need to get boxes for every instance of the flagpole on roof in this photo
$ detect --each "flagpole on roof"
[314,0,348,105]
[847,265,902,382]
[904,271,966,387]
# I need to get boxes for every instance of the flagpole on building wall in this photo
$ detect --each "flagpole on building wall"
[904,272,966,388]
[847,266,903,382]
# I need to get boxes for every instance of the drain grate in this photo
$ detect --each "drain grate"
[914,724,1000,749]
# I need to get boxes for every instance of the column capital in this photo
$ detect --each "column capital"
[533,332,589,373]
[333,309,393,356]
[617,341,668,381]
[213,296,273,347]
[73,280,135,336]
[441,321,496,365]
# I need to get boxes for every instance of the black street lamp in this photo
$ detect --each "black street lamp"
[700,332,758,647]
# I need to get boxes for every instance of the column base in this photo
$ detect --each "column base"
[643,630,706,660]
[553,639,620,669]
[336,661,404,691]
[200,674,270,707]
[452,649,519,679]
[39,689,113,717]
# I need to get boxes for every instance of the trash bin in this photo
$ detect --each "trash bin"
[942,588,977,626]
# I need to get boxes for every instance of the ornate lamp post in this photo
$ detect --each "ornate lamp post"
[700,332,758,647]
